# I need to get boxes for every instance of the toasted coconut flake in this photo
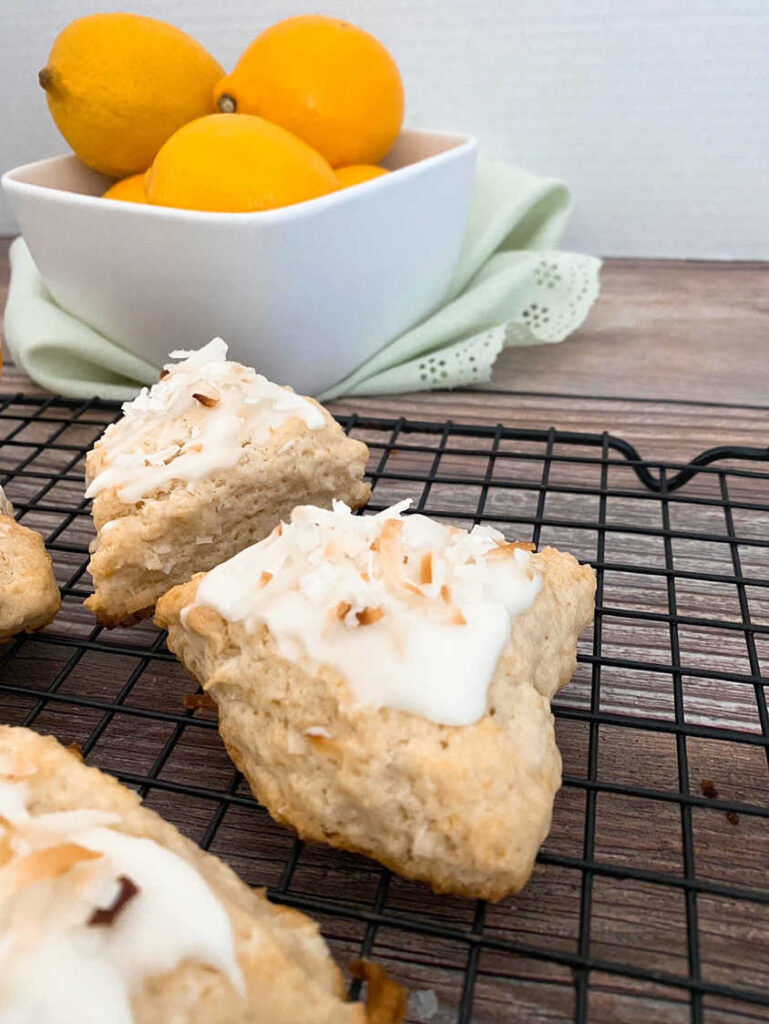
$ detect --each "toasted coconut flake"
[324,539,343,559]
[379,520,411,593]
[16,842,102,884]
[336,601,352,621]
[88,874,140,926]
[192,392,219,408]
[402,580,424,597]
[183,692,217,711]
[67,741,84,762]
[259,571,273,587]
[435,584,465,625]
[350,959,408,1024]
[419,552,433,585]
[186,443,203,454]
[486,541,536,561]
[356,606,385,626]
[360,571,370,582]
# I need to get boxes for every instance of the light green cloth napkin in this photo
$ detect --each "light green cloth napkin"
[4,159,601,401]
[5,240,159,401]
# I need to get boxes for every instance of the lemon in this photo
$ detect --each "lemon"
[102,174,147,203]
[40,13,223,177]
[145,114,338,212]
[214,15,404,168]
[336,165,389,188]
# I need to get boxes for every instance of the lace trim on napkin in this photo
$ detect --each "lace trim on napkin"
[354,252,600,395]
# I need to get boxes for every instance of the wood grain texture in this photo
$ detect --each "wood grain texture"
[0,243,768,1022]
[2,239,768,410]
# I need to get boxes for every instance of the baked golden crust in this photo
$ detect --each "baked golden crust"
[0,725,404,1023]
[0,513,61,641]
[85,401,370,628]
[157,547,596,900]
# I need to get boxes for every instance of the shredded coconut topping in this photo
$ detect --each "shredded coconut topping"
[85,338,325,503]
[0,765,243,1022]
[189,501,543,725]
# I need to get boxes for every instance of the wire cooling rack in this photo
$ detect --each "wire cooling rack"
[1,394,768,1024]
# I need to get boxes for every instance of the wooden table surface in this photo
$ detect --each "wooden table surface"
[1,237,768,1023]
[2,239,767,458]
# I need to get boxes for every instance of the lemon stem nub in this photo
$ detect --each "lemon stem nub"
[217,94,237,113]
[38,67,54,91]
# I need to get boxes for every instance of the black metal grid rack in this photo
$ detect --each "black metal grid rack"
[1,394,768,1023]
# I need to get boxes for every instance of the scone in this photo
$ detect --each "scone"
[0,725,405,1023]
[0,485,61,641]
[84,338,370,627]
[157,501,596,900]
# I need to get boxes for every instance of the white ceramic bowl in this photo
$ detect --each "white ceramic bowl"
[3,130,476,394]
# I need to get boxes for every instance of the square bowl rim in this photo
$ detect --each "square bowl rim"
[2,128,477,225]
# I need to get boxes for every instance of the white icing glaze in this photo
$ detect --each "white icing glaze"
[0,776,244,1023]
[189,501,543,726]
[85,338,325,503]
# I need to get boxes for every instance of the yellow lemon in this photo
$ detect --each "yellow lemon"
[102,174,147,203]
[40,13,224,177]
[336,165,389,188]
[214,15,404,168]
[145,114,338,212]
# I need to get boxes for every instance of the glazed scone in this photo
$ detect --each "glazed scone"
[84,338,370,627]
[157,502,596,900]
[0,486,61,641]
[0,725,405,1023]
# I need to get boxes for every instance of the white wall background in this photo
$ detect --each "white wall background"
[2,0,767,257]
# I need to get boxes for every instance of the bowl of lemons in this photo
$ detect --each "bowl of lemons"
[3,13,476,394]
